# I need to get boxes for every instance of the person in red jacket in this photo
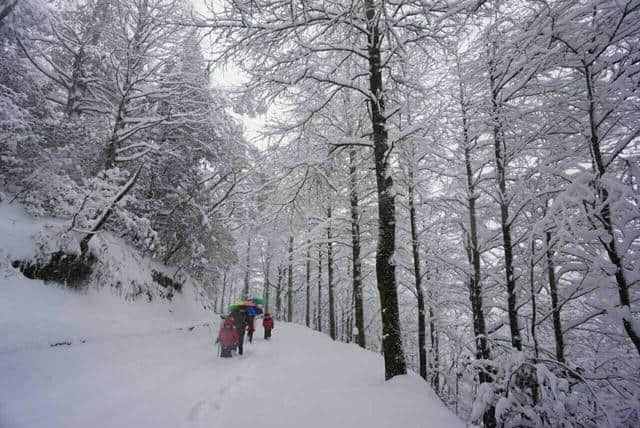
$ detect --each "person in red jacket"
[247,315,255,343]
[263,313,274,340]
[216,317,239,358]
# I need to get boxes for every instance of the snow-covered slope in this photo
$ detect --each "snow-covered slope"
[1,301,463,428]
[1,198,463,428]
[0,198,214,353]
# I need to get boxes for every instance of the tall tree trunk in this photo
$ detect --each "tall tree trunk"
[458,56,495,426]
[327,205,336,340]
[317,244,323,332]
[489,60,521,351]
[545,231,564,362]
[276,266,283,321]
[263,249,271,314]
[306,237,311,327]
[229,280,236,306]
[220,270,228,314]
[105,96,127,169]
[466,130,494,428]
[429,305,439,392]
[408,168,427,380]
[584,66,640,355]
[243,233,251,298]
[264,269,270,314]
[349,148,365,348]
[340,305,346,342]
[364,0,406,380]
[287,234,294,323]
[348,291,354,343]
[529,240,540,360]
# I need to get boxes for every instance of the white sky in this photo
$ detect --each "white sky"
[192,0,270,149]
[209,54,271,150]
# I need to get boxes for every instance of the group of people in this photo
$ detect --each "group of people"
[216,311,274,358]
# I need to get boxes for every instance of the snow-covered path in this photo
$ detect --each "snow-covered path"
[0,198,462,427]
[1,316,463,428]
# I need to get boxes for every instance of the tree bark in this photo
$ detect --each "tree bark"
[429,305,439,392]
[465,134,492,364]
[276,265,283,321]
[584,66,640,355]
[327,205,336,340]
[220,270,227,314]
[306,237,311,328]
[264,267,270,314]
[458,59,495,426]
[349,148,365,348]
[545,231,564,362]
[243,233,251,298]
[287,234,294,323]
[317,244,322,332]
[529,240,540,360]
[364,0,406,380]
[489,60,522,351]
[408,168,427,380]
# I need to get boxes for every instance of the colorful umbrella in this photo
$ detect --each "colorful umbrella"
[248,297,265,305]
[228,300,263,315]
[246,306,263,316]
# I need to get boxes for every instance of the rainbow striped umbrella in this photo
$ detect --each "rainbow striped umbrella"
[228,300,263,315]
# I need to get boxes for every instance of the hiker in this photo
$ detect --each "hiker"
[216,317,239,358]
[247,315,255,343]
[263,313,274,340]
[230,309,248,355]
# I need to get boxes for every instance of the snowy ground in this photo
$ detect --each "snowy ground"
[1,300,463,428]
[0,199,463,428]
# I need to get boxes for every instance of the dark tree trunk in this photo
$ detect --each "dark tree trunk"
[264,271,270,314]
[348,298,354,343]
[220,270,227,313]
[364,0,406,380]
[489,64,521,352]
[327,205,336,340]
[429,305,439,392]
[228,280,235,307]
[263,250,271,314]
[104,89,128,169]
[529,240,540,360]
[465,135,493,379]
[317,244,322,332]
[583,67,640,355]
[545,231,564,362]
[408,168,427,380]
[349,148,365,348]
[458,61,495,426]
[306,237,311,328]
[340,305,346,342]
[287,234,294,322]
[243,233,251,298]
[276,265,283,321]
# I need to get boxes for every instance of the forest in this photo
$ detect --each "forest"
[1,0,639,426]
